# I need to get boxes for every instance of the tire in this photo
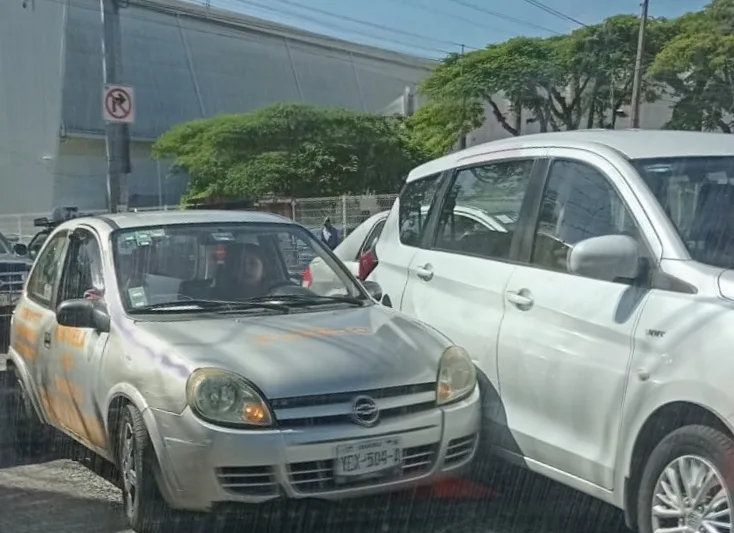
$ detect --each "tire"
[117,404,220,533]
[637,425,734,533]
[118,403,173,533]
[1,366,50,460]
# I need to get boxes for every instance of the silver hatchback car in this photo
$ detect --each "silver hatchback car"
[5,210,480,532]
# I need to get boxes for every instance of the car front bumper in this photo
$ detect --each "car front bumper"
[146,387,480,511]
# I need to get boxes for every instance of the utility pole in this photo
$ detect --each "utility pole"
[100,0,131,213]
[629,0,649,129]
[459,44,467,150]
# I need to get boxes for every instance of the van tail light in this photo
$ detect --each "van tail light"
[302,266,313,288]
[215,244,227,264]
[358,249,378,281]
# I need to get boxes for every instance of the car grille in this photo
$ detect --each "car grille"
[271,383,437,428]
[288,442,438,493]
[0,262,29,297]
[444,435,477,466]
[217,466,278,496]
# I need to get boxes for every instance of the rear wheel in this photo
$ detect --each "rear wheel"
[637,425,734,533]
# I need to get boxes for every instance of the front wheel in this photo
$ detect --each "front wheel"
[637,425,734,533]
[117,404,217,533]
[118,404,171,533]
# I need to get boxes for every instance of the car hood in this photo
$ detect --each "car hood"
[132,306,448,399]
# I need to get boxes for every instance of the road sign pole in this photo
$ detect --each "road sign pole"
[100,0,130,213]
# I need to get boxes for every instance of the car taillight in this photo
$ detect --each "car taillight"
[302,266,313,288]
[358,249,378,281]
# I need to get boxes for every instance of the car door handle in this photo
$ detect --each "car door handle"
[43,331,52,348]
[506,289,534,310]
[415,264,434,281]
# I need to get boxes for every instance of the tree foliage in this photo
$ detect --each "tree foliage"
[410,15,674,155]
[649,0,734,132]
[152,103,428,200]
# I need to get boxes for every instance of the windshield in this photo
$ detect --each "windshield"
[0,232,10,254]
[633,156,734,268]
[112,223,366,312]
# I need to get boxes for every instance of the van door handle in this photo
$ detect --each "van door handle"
[43,331,52,348]
[415,264,434,281]
[505,289,534,310]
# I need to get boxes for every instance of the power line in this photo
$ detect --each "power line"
[258,0,481,51]
[209,0,455,55]
[521,0,586,27]
[39,0,448,59]
[390,0,517,37]
[446,0,561,35]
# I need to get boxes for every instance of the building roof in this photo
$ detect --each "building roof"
[407,130,734,182]
[61,0,435,140]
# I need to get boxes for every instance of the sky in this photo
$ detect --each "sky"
[190,0,710,59]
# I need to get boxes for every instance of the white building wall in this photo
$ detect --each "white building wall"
[0,0,67,214]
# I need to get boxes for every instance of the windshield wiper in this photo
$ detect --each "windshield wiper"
[128,299,290,314]
[248,294,365,307]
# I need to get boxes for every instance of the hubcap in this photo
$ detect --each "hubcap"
[121,422,138,517]
[652,455,732,533]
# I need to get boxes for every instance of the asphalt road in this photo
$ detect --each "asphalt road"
[0,358,631,533]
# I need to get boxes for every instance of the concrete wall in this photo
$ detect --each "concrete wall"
[53,137,187,210]
[0,0,66,214]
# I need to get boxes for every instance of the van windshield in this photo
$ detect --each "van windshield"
[632,156,734,268]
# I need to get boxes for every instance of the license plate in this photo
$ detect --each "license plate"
[335,437,402,479]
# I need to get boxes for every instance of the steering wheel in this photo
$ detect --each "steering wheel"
[266,280,312,296]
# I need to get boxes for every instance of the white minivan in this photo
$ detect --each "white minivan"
[368,129,734,533]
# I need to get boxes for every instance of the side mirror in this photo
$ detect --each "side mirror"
[567,234,641,282]
[13,243,27,256]
[362,280,383,302]
[56,298,111,333]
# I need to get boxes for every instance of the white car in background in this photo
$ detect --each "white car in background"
[304,211,388,295]
[368,129,734,533]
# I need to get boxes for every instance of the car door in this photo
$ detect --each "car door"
[12,230,69,421]
[398,154,542,449]
[369,173,444,309]
[51,226,111,452]
[496,153,654,491]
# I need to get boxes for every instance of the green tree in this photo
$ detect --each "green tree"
[152,103,428,201]
[410,15,672,155]
[649,0,734,132]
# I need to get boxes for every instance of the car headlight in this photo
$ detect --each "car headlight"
[437,346,476,406]
[186,368,273,427]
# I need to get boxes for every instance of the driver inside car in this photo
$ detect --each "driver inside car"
[214,242,270,300]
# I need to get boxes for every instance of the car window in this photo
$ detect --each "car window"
[26,232,68,307]
[358,219,386,257]
[112,223,365,311]
[399,173,442,247]
[531,159,640,278]
[58,230,105,303]
[433,159,534,260]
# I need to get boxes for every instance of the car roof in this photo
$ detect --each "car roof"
[406,130,734,183]
[81,209,294,230]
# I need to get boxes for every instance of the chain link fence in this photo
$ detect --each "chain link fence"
[290,194,397,236]
[0,195,398,244]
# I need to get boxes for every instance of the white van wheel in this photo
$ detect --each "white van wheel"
[637,425,734,533]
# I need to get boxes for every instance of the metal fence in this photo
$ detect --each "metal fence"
[0,195,398,244]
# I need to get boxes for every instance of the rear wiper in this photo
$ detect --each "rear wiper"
[129,299,290,314]
[249,294,365,307]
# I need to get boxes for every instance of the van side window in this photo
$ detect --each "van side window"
[531,159,641,278]
[399,174,442,247]
[434,159,534,260]
[27,232,68,307]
